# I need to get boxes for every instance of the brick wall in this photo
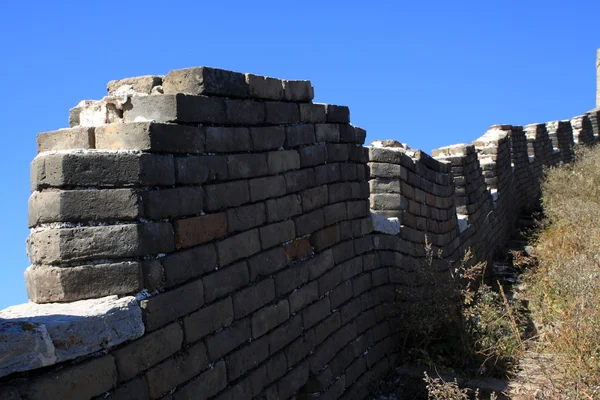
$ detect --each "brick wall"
[1,65,600,400]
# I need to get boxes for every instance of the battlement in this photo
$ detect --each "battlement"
[1,63,599,400]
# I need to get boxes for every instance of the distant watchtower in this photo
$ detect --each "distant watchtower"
[597,49,600,108]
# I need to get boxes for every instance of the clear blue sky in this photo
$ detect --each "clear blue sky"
[0,1,598,309]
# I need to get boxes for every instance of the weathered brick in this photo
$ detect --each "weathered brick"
[141,279,204,331]
[314,163,341,185]
[371,268,389,286]
[283,80,314,102]
[107,75,162,95]
[124,94,227,125]
[285,124,316,148]
[269,315,303,354]
[303,297,330,329]
[267,150,300,174]
[163,66,248,98]
[300,185,328,212]
[283,236,313,263]
[184,297,234,343]
[213,378,253,400]
[340,162,358,181]
[205,127,251,153]
[27,223,174,265]
[206,318,251,360]
[146,342,208,399]
[203,261,250,303]
[28,189,139,227]
[353,274,372,296]
[106,376,149,400]
[175,155,227,184]
[294,208,325,236]
[310,224,341,252]
[31,152,175,190]
[19,355,116,400]
[204,180,250,211]
[141,186,204,221]
[298,143,327,167]
[113,323,183,382]
[341,257,363,280]
[250,126,285,151]
[299,103,327,123]
[325,105,350,123]
[347,200,369,219]
[354,236,374,254]
[142,260,164,291]
[233,278,275,318]
[252,299,290,338]
[173,360,227,400]
[227,154,268,179]
[323,202,347,225]
[329,280,353,309]
[289,281,319,313]
[277,361,309,399]
[226,336,269,381]
[225,98,265,125]
[248,247,287,281]
[274,263,308,296]
[339,124,357,143]
[284,168,315,193]
[286,330,316,368]
[315,124,340,142]
[265,102,299,124]
[249,175,286,202]
[226,203,266,233]
[266,194,302,222]
[37,126,94,153]
[217,229,261,266]
[318,265,344,295]
[95,122,204,153]
[305,249,334,279]
[246,74,284,100]
[328,182,353,203]
[326,143,350,162]
[259,220,296,249]
[161,243,216,287]
[173,213,228,249]
[332,240,355,264]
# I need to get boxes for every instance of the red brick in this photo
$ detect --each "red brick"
[173,213,227,249]
[283,237,314,263]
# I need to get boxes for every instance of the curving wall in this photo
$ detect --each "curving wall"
[0,65,599,400]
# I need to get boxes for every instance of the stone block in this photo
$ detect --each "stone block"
[283,80,314,102]
[266,194,302,222]
[274,263,308,296]
[249,175,286,202]
[28,189,140,227]
[95,122,204,153]
[315,124,340,142]
[173,213,227,249]
[252,299,290,338]
[283,236,313,263]
[285,124,316,148]
[205,126,251,153]
[140,278,204,331]
[265,101,300,124]
[217,229,261,266]
[248,247,287,281]
[25,262,142,303]
[259,220,296,249]
[163,66,248,98]
[289,281,319,313]
[204,180,250,211]
[325,105,350,123]
[140,186,204,220]
[161,244,216,287]
[113,322,183,382]
[284,168,315,193]
[233,278,275,318]
[225,98,265,125]
[27,223,174,265]
[37,127,94,153]
[250,126,286,151]
[300,185,328,212]
[226,336,269,381]
[124,94,228,125]
[173,360,227,400]
[226,203,266,233]
[299,103,327,123]
[298,143,327,167]
[145,342,208,399]
[0,296,142,379]
[203,261,250,303]
[18,355,117,400]
[303,297,331,329]
[31,152,175,190]
[107,75,162,96]
[183,297,234,343]
[246,74,284,100]
[370,194,408,211]
[206,318,251,360]
[267,150,300,174]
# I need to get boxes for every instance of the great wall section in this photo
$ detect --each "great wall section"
[1,51,600,399]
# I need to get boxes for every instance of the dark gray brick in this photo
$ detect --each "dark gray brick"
[318,265,343,295]
[266,194,302,222]
[183,297,234,343]
[250,126,285,151]
[294,208,325,236]
[175,155,228,185]
[226,336,269,381]
[204,180,250,211]
[226,154,268,179]
[173,360,227,400]
[284,168,315,193]
[163,66,249,98]
[285,124,316,148]
[325,105,350,123]
[233,278,275,318]
[259,220,296,249]
[303,297,330,329]
[205,126,251,153]
[274,263,308,296]
[140,186,204,220]
[206,318,251,360]
[267,150,300,174]
[265,102,299,124]
[249,175,286,202]
[300,185,328,212]
[305,249,335,279]
[226,203,266,232]
[225,98,265,125]
[161,243,217,287]
[299,103,327,123]
[315,124,340,142]
[289,281,319,313]
[298,143,327,167]
[203,261,250,303]
[252,299,290,338]
[323,203,347,225]
[269,315,303,354]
